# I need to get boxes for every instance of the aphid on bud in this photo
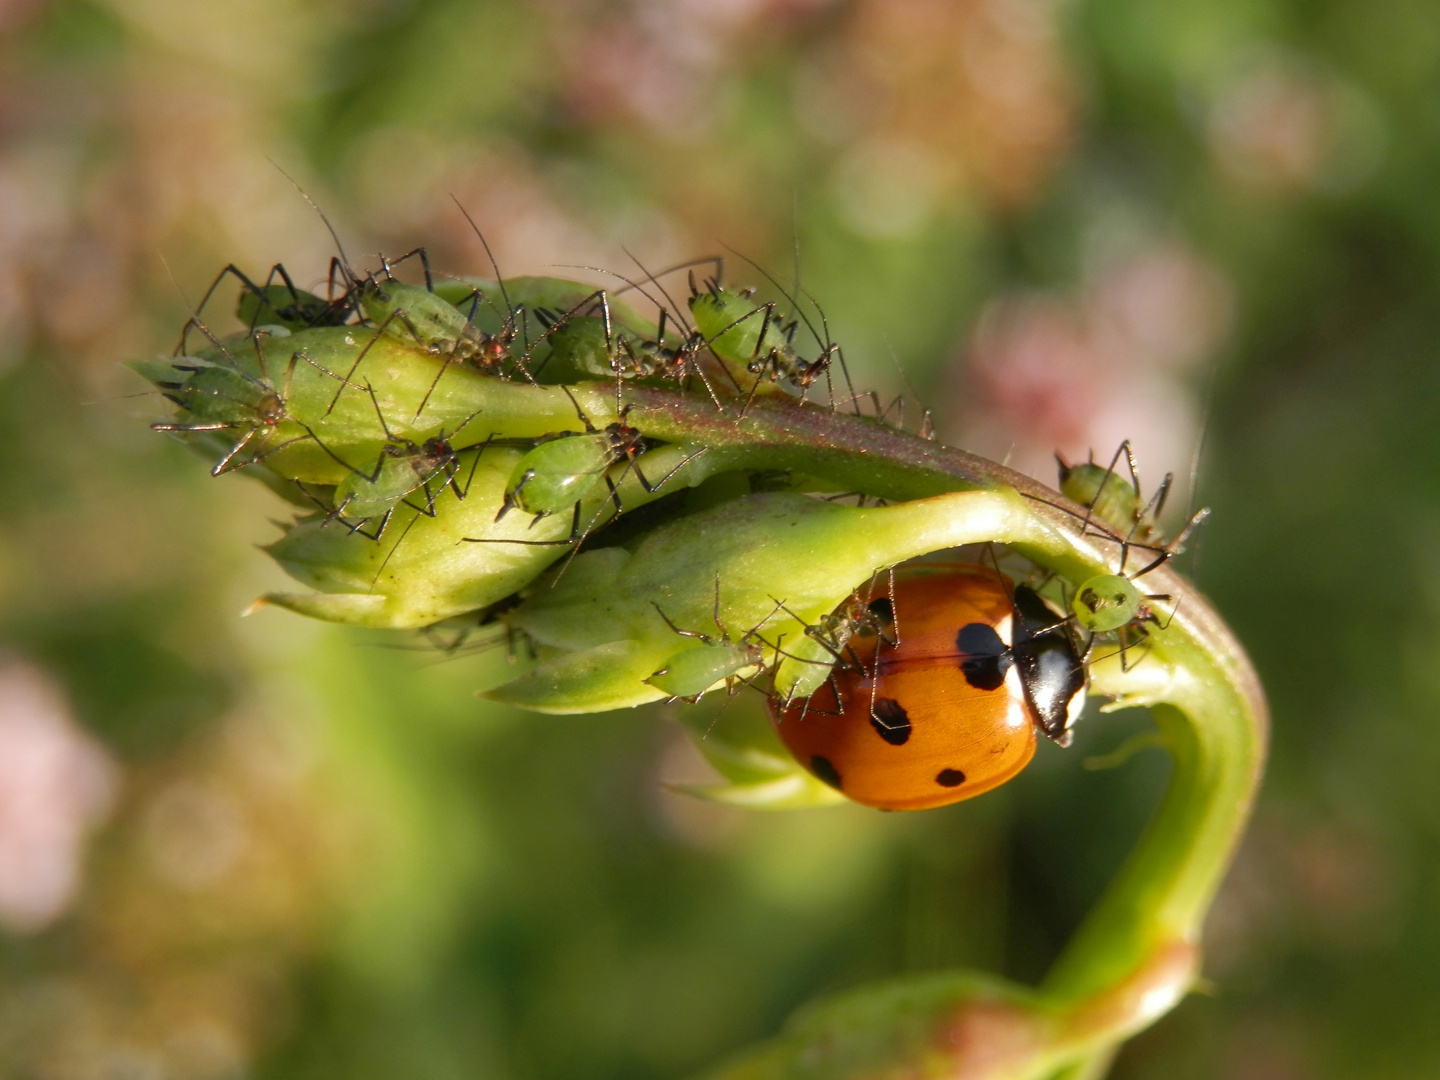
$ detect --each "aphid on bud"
[539,261,733,410]
[686,260,855,412]
[335,245,532,420]
[1037,442,1209,671]
[468,380,705,550]
[325,386,484,537]
[150,322,348,476]
[646,583,787,702]
[1055,440,1210,578]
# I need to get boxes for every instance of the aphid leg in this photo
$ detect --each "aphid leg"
[377,247,436,291]
[1125,507,1212,581]
[625,445,710,498]
[464,501,585,548]
[650,600,716,647]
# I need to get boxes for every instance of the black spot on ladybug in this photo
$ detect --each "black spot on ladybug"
[810,755,843,790]
[956,623,1009,691]
[870,698,911,745]
[936,768,966,787]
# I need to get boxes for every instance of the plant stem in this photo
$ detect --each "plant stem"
[631,389,1268,1078]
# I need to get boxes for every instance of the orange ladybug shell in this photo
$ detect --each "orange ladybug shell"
[770,566,1036,811]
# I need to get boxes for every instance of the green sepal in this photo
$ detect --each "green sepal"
[669,708,846,810]
[486,640,665,713]
[263,447,577,628]
[263,443,729,630]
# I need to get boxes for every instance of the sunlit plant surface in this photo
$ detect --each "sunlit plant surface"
[137,252,1266,1080]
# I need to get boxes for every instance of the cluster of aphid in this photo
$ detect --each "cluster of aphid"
[138,220,1205,812]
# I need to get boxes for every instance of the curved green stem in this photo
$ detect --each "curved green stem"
[644,391,1270,1080]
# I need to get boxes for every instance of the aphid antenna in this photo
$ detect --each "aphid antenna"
[269,159,359,281]
[1016,487,1175,568]
[554,262,688,340]
[1122,507,1213,582]
[443,203,542,378]
[451,196,519,331]
[622,247,701,339]
[787,204,803,327]
[265,160,373,310]
[551,263,687,352]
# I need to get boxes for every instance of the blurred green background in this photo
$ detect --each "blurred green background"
[0,0,1429,1076]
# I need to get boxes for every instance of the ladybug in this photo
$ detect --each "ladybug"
[769,564,1087,811]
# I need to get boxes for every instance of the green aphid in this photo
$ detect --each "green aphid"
[689,283,840,395]
[1055,440,1210,580]
[145,340,344,477]
[645,587,780,702]
[331,434,464,528]
[360,277,514,368]
[541,315,635,381]
[689,286,790,372]
[498,387,704,540]
[1070,573,1143,634]
[504,429,634,518]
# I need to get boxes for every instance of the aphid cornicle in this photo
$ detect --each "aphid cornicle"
[769,565,1087,812]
